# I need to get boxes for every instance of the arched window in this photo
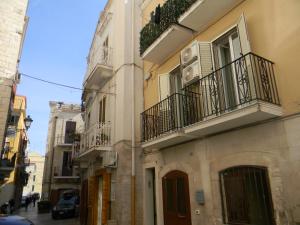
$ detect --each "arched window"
[219,166,275,225]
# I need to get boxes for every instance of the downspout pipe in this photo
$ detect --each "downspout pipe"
[131,0,136,224]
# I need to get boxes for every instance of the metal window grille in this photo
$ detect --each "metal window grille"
[219,166,276,225]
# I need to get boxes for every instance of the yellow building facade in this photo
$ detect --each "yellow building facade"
[0,95,29,207]
[140,0,300,225]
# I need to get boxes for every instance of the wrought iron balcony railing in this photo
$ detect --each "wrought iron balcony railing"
[140,0,197,55]
[141,53,280,142]
[79,122,112,155]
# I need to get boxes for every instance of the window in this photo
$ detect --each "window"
[103,37,109,62]
[212,28,242,110]
[99,96,106,124]
[32,185,35,192]
[64,121,76,144]
[8,115,20,126]
[33,175,36,182]
[62,151,72,176]
[87,112,91,129]
[169,66,182,95]
[220,166,275,225]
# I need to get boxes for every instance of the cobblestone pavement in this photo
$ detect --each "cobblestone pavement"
[17,205,80,225]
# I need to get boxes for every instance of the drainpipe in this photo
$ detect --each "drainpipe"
[48,116,58,200]
[131,0,136,224]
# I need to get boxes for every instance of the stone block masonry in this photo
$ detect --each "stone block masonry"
[0,78,13,152]
[0,0,29,151]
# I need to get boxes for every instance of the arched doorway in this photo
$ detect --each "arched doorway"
[162,170,191,225]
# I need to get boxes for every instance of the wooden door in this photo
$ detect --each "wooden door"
[88,176,97,225]
[80,180,88,225]
[162,171,191,225]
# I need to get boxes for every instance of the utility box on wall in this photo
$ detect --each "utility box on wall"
[196,190,205,205]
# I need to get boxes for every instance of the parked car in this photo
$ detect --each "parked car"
[0,215,34,225]
[21,197,26,207]
[51,196,79,219]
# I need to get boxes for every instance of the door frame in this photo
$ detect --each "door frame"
[162,170,192,225]
[91,169,111,225]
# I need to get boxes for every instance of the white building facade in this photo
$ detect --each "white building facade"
[23,152,45,197]
[74,0,144,225]
[0,0,29,159]
[42,102,84,205]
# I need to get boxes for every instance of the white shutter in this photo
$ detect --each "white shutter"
[237,13,251,55]
[158,73,170,101]
[198,42,214,78]
[198,42,219,117]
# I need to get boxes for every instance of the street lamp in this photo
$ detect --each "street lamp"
[24,115,33,130]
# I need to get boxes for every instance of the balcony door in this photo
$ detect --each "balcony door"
[162,171,191,225]
[212,14,252,111]
[169,66,182,95]
[62,151,72,176]
[65,121,76,144]
[213,28,241,111]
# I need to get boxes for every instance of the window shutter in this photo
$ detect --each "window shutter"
[198,42,214,78]
[158,73,170,101]
[198,42,219,116]
[237,13,251,55]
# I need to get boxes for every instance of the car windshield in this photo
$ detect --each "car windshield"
[57,197,76,206]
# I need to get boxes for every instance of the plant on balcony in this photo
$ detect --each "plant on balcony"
[140,0,197,55]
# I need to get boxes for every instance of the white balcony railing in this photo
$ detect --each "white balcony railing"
[72,141,80,160]
[54,135,75,146]
[87,46,113,77]
[79,122,112,156]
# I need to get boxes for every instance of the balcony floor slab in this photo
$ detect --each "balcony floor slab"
[141,130,195,149]
[142,24,194,64]
[184,101,282,137]
[84,64,113,89]
[179,0,245,32]
[77,146,112,161]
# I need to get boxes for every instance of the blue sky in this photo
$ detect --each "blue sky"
[18,0,105,155]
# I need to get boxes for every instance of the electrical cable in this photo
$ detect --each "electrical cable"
[21,73,82,91]
[19,72,116,95]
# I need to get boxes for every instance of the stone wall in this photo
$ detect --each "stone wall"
[143,115,300,225]
[0,78,13,151]
[0,0,28,153]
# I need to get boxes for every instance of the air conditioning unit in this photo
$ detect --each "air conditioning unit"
[181,41,200,66]
[182,61,200,86]
[103,151,118,168]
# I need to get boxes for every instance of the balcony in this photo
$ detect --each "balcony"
[0,158,15,180]
[140,0,244,64]
[54,135,75,147]
[77,122,112,160]
[84,46,113,89]
[178,0,244,32]
[141,53,282,149]
[53,166,80,184]
[140,0,196,63]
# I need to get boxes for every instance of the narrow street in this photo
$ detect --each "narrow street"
[17,205,79,225]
